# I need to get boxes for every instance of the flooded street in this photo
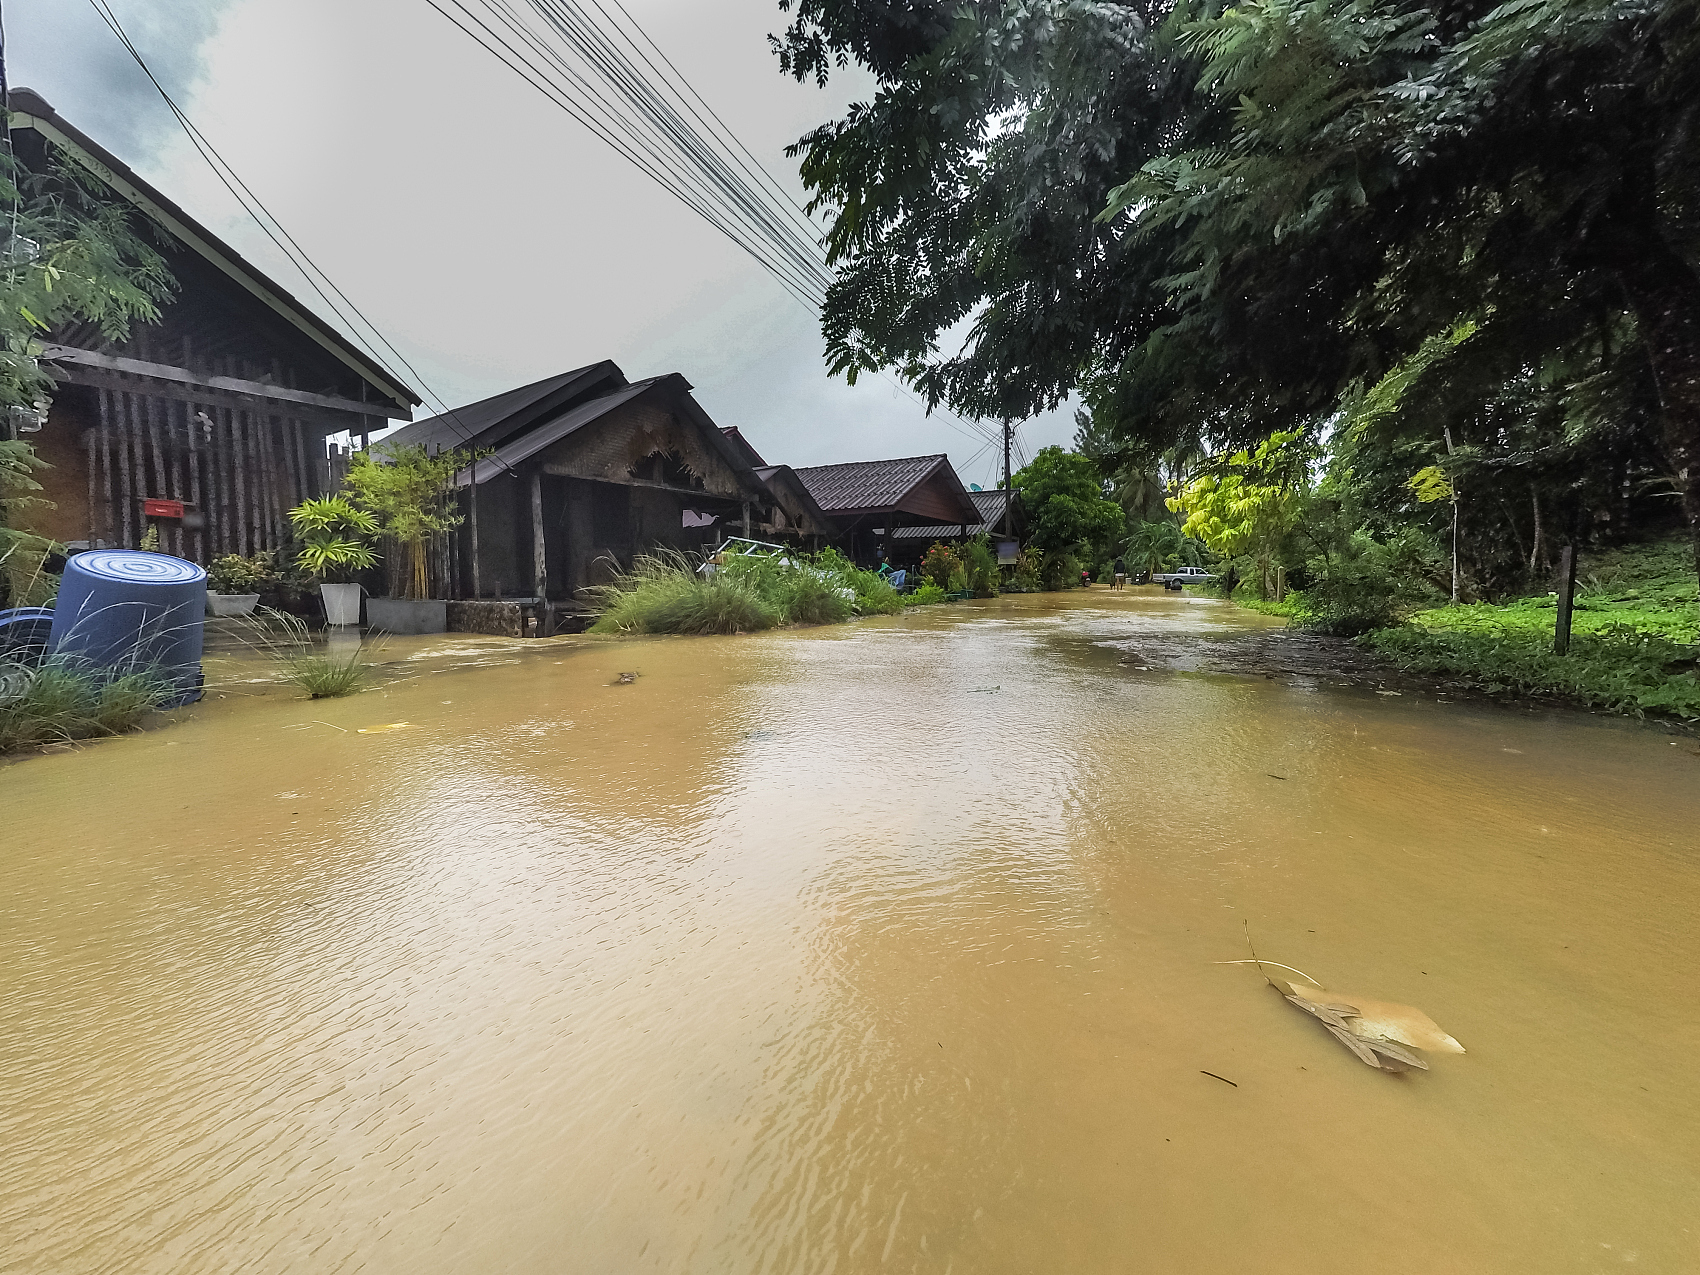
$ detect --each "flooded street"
[4,590,1698,1273]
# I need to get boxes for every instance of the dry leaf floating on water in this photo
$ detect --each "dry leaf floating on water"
[1273,976,1465,1072]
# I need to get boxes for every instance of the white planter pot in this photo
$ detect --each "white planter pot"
[365,597,447,635]
[207,592,260,617]
[320,582,363,626]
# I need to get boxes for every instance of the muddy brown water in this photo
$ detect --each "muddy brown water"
[3,588,1698,1273]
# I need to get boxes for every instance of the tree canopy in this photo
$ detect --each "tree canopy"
[778,0,1700,583]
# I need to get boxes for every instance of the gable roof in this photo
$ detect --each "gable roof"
[7,88,419,416]
[792,454,980,524]
[893,487,1024,540]
[460,378,660,484]
[753,464,832,534]
[720,427,767,468]
[386,361,626,453]
[455,373,770,503]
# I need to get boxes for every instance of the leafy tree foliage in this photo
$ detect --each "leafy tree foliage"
[778,0,1700,588]
[0,151,174,604]
[1009,445,1125,561]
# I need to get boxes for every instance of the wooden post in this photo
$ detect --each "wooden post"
[469,466,482,599]
[742,501,751,539]
[1554,543,1578,655]
[116,392,134,547]
[531,470,552,636]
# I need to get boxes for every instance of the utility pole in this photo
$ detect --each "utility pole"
[1002,419,1013,536]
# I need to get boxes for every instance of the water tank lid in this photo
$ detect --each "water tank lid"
[68,550,206,585]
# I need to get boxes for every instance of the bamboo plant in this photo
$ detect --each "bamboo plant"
[342,444,469,600]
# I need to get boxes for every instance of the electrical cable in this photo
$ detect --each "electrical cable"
[87,0,514,473]
[431,0,1002,449]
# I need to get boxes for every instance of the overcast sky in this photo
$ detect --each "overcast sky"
[9,0,1076,487]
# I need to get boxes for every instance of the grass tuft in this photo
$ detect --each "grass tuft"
[590,548,902,635]
[0,659,172,753]
[278,650,369,698]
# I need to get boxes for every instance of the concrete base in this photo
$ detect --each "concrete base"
[366,597,447,635]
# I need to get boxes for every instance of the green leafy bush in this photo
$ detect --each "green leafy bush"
[1295,528,1445,635]
[207,551,278,595]
[921,542,960,590]
[962,536,1000,596]
[906,582,948,605]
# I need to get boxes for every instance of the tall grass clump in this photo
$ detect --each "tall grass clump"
[279,649,369,698]
[220,607,374,698]
[591,551,780,635]
[590,547,906,635]
[0,659,171,753]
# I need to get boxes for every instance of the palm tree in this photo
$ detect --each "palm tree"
[1125,520,1181,579]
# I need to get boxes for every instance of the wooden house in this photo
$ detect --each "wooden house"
[384,363,832,620]
[891,488,1027,561]
[790,455,982,565]
[4,89,418,561]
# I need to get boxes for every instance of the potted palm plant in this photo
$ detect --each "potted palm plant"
[205,551,273,617]
[288,496,379,626]
[343,443,468,635]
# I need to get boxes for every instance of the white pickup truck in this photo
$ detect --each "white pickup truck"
[1152,566,1217,588]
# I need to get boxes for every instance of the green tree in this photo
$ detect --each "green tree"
[1170,431,1312,598]
[343,444,471,599]
[1010,445,1126,564]
[777,0,1700,587]
[0,151,174,602]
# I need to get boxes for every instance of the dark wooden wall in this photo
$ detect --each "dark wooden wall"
[63,385,331,561]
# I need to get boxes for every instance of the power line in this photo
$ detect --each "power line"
[87,0,505,468]
[428,0,1002,449]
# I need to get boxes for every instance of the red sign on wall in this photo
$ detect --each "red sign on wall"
[142,498,185,519]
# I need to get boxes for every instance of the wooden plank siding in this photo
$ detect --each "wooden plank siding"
[16,382,336,561]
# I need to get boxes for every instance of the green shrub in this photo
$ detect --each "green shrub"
[1295,528,1444,634]
[0,661,172,753]
[1041,551,1082,591]
[921,542,961,590]
[962,536,1000,596]
[906,582,948,605]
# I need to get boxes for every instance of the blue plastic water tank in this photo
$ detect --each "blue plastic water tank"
[0,606,56,667]
[48,551,207,705]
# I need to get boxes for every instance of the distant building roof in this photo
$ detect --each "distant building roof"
[792,454,980,525]
[892,487,1023,540]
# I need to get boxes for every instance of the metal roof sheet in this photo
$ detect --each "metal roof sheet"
[387,362,623,453]
[791,454,978,521]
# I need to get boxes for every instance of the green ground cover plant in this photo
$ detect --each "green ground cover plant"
[1361,537,1700,718]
